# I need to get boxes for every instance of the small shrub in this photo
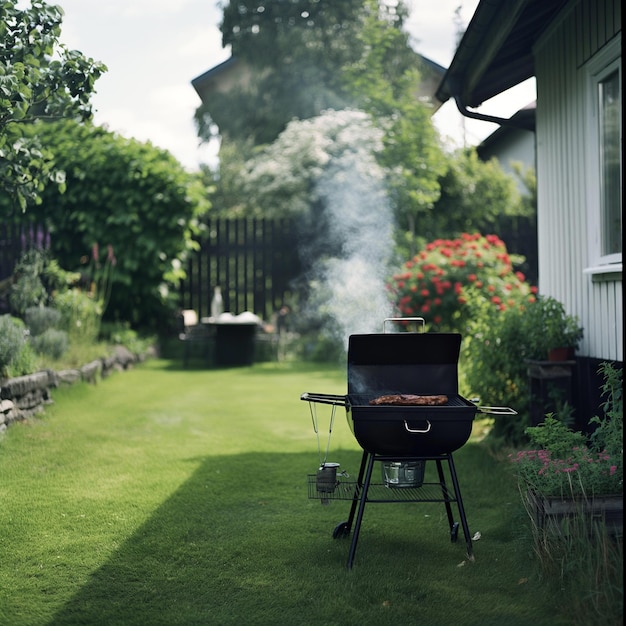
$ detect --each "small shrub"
[25,306,62,336]
[0,315,38,378]
[9,249,82,317]
[30,328,69,360]
[53,289,101,343]
[100,321,155,355]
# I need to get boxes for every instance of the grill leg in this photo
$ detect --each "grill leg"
[446,453,474,559]
[346,451,376,569]
[435,459,456,530]
[344,450,369,533]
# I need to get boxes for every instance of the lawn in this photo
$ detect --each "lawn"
[0,359,574,625]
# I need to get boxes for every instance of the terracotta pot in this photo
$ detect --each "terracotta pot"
[547,347,574,362]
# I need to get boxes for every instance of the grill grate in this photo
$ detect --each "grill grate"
[348,394,470,408]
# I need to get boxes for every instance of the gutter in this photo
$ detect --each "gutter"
[453,95,534,131]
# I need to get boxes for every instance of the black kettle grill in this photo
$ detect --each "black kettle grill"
[301,318,516,569]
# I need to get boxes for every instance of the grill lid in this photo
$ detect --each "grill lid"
[347,332,461,397]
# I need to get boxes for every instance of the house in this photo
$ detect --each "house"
[436,0,622,420]
[192,53,447,138]
[476,101,536,195]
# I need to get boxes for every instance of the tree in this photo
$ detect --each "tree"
[196,0,409,146]
[430,148,524,241]
[10,120,210,331]
[0,0,106,210]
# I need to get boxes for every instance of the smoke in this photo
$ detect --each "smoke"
[299,139,396,350]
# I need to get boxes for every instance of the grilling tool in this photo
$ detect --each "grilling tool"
[307,394,345,504]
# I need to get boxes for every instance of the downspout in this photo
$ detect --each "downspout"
[453,94,532,130]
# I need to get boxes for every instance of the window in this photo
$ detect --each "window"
[585,37,622,274]
[599,69,621,259]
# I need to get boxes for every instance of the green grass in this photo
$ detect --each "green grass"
[0,359,602,625]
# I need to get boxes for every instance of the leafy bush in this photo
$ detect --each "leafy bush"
[461,294,585,445]
[30,328,69,361]
[525,295,583,356]
[17,119,210,331]
[99,321,155,356]
[510,417,621,497]
[510,362,622,498]
[53,289,101,343]
[0,315,37,378]
[589,362,623,458]
[9,248,81,318]
[387,233,537,333]
[9,249,49,315]
[25,306,62,336]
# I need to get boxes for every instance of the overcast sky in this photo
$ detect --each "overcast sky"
[55,0,535,171]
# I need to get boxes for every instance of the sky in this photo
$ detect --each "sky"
[53,0,535,171]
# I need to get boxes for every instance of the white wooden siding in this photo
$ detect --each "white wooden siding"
[535,0,622,362]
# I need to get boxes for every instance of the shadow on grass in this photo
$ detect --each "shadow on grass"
[46,446,561,626]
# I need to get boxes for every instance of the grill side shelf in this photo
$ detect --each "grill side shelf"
[307,476,456,503]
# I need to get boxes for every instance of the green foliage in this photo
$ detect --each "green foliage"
[511,416,622,498]
[24,305,61,336]
[12,119,210,330]
[342,4,446,254]
[0,314,37,378]
[53,288,101,344]
[0,0,106,209]
[510,363,623,498]
[461,294,585,445]
[589,362,623,457]
[30,327,68,360]
[8,249,48,315]
[431,149,525,240]
[388,233,536,333]
[204,0,397,144]
[99,320,155,356]
[7,247,80,317]
[529,295,583,352]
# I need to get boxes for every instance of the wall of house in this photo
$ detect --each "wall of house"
[534,0,622,364]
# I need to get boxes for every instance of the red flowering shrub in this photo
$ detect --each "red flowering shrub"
[387,233,538,331]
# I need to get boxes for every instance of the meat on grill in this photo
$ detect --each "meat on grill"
[369,394,448,406]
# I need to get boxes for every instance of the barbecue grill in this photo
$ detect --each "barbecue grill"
[301,318,516,569]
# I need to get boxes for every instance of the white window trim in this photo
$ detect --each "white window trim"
[584,35,622,277]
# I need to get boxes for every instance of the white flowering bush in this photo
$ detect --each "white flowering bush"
[241,109,386,218]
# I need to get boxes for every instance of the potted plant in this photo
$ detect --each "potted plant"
[523,295,583,361]
[510,362,623,535]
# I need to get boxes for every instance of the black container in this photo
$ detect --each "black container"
[214,323,257,366]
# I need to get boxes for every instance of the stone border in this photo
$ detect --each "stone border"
[0,345,153,433]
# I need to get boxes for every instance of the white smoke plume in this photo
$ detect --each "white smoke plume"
[304,127,396,349]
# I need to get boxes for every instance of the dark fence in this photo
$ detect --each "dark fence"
[180,218,301,323]
[1,215,536,323]
[496,213,538,285]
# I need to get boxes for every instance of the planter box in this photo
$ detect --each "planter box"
[526,490,623,537]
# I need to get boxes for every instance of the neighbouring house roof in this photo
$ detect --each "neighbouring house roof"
[192,53,448,119]
[435,0,568,108]
[476,100,537,151]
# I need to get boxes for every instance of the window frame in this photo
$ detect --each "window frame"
[584,35,622,277]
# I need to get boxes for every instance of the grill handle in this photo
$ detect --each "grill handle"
[383,317,425,333]
[475,406,518,415]
[404,420,432,434]
[300,392,347,407]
